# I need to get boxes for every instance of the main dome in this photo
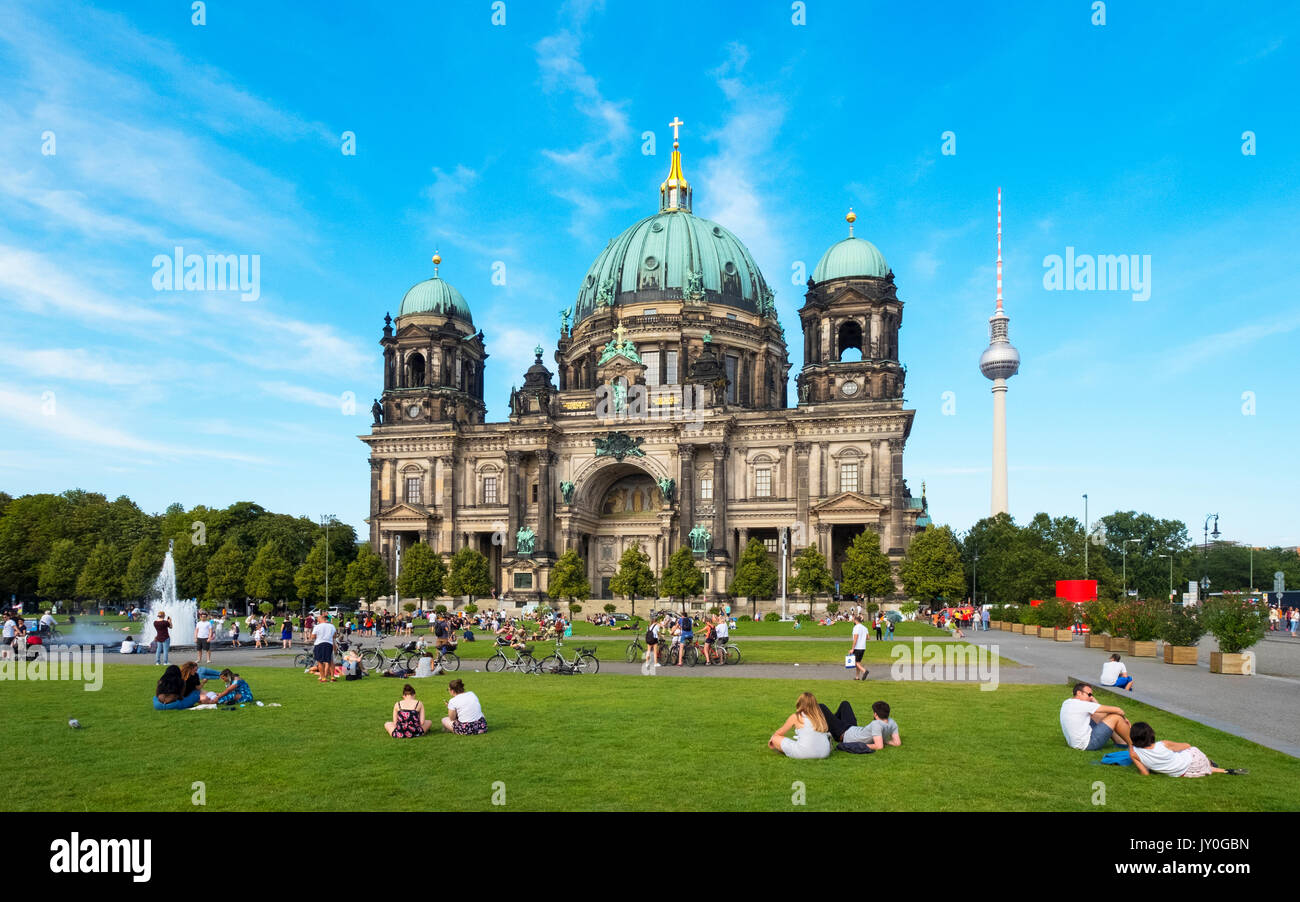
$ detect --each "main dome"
[399,275,472,324]
[572,211,771,324]
[813,236,891,283]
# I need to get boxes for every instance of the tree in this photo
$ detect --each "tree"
[660,546,703,612]
[445,547,492,606]
[603,603,616,614]
[295,539,347,609]
[396,542,447,602]
[609,543,656,616]
[37,539,86,602]
[790,544,831,615]
[75,541,127,606]
[245,541,295,607]
[839,529,895,606]
[122,537,166,602]
[899,524,966,607]
[172,532,211,600]
[345,545,392,608]
[206,540,248,607]
[548,549,590,608]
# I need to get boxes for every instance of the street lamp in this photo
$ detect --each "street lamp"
[972,551,979,607]
[1122,538,1140,599]
[1158,553,1173,602]
[320,515,335,617]
[1202,513,1220,602]
[1082,494,1089,578]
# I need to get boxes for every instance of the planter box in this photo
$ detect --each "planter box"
[1010,623,1024,634]
[1085,634,1108,649]
[989,621,1001,630]
[1163,645,1198,665]
[1209,652,1253,675]
[1054,629,1074,642]
[1107,637,1133,655]
[1131,640,1157,658]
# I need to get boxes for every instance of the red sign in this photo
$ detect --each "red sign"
[1056,580,1098,603]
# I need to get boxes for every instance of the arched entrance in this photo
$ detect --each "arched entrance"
[569,459,670,599]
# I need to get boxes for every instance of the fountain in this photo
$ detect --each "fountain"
[140,540,197,648]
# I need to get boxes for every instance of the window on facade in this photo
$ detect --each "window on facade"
[726,312,737,320]
[406,477,422,504]
[665,350,678,385]
[514,572,533,589]
[642,349,660,386]
[725,355,738,404]
[484,476,498,504]
[840,462,859,493]
[755,468,772,498]
[643,308,657,316]
[700,476,713,500]
[764,538,778,555]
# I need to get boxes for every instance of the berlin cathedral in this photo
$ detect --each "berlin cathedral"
[360,125,930,608]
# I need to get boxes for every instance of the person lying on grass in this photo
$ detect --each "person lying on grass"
[1060,682,1132,750]
[818,699,901,749]
[768,692,831,759]
[1128,721,1248,778]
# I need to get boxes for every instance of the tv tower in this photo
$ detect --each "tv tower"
[979,187,1021,515]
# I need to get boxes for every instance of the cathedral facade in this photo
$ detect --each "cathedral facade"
[359,130,928,608]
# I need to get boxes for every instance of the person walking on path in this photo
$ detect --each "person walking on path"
[873,614,883,642]
[153,611,173,665]
[849,616,869,681]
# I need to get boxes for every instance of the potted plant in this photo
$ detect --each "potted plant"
[1004,604,1023,633]
[1107,602,1134,655]
[1036,598,1074,641]
[1082,599,1113,649]
[1127,600,1164,657]
[988,604,1005,630]
[1201,593,1268,674]
[1159,606,1206,665]
[1019,604,1040,636]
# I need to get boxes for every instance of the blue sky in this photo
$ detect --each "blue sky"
[1,0,1297,546]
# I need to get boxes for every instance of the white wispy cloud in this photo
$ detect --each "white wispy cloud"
[259,380,356,413]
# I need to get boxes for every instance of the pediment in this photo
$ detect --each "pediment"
[809,491,886,513]
[825,286,873,306]
[378,502,436,520]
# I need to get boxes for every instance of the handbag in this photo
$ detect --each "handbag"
[844,654,856,669]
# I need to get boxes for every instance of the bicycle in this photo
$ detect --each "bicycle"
[658,638,699,667]
[414,643,461,673]
[486,643,539,674]
[700,637,741,665]
[625,633,647,663]
[538,642,599,675]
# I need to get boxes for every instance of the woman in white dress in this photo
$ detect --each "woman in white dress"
[768,692,832,759]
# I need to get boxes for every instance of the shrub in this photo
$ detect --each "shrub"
[738,615,753,622]
[402,602,416,614]
[1083,599,1114,635]
[794,612,813,622]
[826,602,840,615]
[569,603,583,615]
[988,604,1005,622]
[1200,594,1268,654]
[1001,604,1021,624]
[435,604,448,615]
[464,603,478,615]
[708,607,721,615]
[1111,600,1165,642]
[1036,598,1073,629]
[603,603,616,614]
[900,600,919,617]
[1160,606,1208,647]
[763,612,781,622]
[867,602,879,614]
[1019,604,1040,626]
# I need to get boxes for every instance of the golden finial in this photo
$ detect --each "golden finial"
[846,207,856,237]
[660,117,692,213]
[432,251,441,276]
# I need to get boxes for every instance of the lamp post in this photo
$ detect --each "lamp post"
[1122,538,1140,600]
[320,514,335,618]
[972,551,979,607]
[1082,494,1089,578]
[1201,514,1220,602]
[1159,553,1173,602]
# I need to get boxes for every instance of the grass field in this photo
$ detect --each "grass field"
[2,664,1295,812]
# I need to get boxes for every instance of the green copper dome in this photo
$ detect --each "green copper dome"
[813,236,891,283]
[573,211,772,325]
[399,275,472,324]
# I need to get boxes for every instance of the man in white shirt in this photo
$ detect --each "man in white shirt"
[848,616,869,681]
[311,616,338,682]
[1099,654,1134,691]
[39,610,57,633]
[2,614,17,659]
[1059,682,1132,751]
[194,617,214,663]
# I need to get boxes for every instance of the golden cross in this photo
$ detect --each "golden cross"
[669,116,684,145]
[613,320,628,345]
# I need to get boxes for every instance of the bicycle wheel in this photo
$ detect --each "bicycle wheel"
[682,645,698,667]
[725,644,741,665]
[538,655,561,674]
[577,654,600,675]
[486,652,506,673]
[517,654,538,674]
[439,652,461,672]
[294,652,313,668]
[625,642,641,664]
[361,650,385,672]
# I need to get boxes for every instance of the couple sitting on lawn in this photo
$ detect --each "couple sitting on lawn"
[768,692,901,759]
[153,663,253,710]
[1059,682,1246,777]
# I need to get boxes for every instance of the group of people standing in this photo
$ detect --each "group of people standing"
[1268,606,1299,636]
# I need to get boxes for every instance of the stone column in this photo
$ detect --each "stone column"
[818,441,829,497]
[368,459,382,546]
[710,443,728,558]
[388,460,397,509]
[875,439,890,499]
[817,522,831,562]
[425,458,437,507]
[439,456,456,553]
[678,443,695,547]
[738,526,750,558]
[538,450,555,556]
[794,442,811,537]
[506,451,521,555]
[889,438,905,555]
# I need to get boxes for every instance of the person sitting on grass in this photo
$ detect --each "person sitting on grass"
[207,669,254,706]
[1099,654,1134,692]
[1060,682,1131,750]
[1128,721,1247,777]
[386,684,433,738]
[442,678,487,735]
[818,699,901,750]
[768,692,832,760]
[121,635,136,655]
[154,663,202,710]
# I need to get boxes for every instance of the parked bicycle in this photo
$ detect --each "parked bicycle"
[486,642,539,674]
[538,642,599,675]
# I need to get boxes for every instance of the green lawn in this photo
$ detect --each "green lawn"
[2,665,1294,811]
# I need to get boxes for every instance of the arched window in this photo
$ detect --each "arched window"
[837,320,863,362]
